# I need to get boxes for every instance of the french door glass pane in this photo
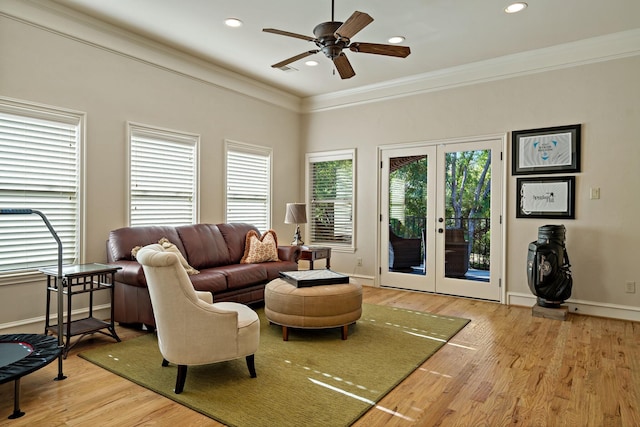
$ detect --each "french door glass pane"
[443,149,491,282]
[388,155,427,275]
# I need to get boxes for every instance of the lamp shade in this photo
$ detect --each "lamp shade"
[284,203,307,224]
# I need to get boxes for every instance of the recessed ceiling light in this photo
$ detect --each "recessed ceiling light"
[224,18,243,27]
[388,36,405,44]
[305,60,319,67]
[505,2,527,14]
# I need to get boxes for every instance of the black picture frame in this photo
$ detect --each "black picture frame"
[512,124,581,175]
[516,176,575,219]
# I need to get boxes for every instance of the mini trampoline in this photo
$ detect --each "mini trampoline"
[0,209,66,419]
[0,334,61,418]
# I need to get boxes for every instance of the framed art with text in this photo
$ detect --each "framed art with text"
[512,124,581,175]
[517,176,575,219]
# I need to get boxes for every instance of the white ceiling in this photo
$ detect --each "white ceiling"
[50,0,640,98]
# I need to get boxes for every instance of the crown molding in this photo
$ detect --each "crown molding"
[0,0,302,112]
[301,29,640,113]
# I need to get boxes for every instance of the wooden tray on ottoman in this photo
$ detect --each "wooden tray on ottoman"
[279,269,349,287]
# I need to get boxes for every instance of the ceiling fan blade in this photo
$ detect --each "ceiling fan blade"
[263,28,315,42]
[333,53,355,79]
[349,42,411,58]
[334,11,373,40]
[271,50,319,69]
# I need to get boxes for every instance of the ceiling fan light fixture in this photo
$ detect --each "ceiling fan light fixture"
[305,60,319,67]
[388,36,405,44]
[504,2,527,14]
[224,18,243,28]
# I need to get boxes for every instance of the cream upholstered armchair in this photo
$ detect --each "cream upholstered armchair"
[136,244,260,394]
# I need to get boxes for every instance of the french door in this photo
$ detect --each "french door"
[379,137,503,301]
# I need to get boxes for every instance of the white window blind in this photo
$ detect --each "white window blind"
[306,150,355,248]
[0,101,82,272]
[225,141,271,232]
[129,123,198,226]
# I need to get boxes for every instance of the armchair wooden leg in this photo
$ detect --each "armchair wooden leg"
[246,354,257,378]
[341,324,349,340]
[175,365,187,394]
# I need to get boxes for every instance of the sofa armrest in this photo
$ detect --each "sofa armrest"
[112,260,147,288]
[278,245,301,263]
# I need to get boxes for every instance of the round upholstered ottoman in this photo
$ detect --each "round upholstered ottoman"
[265,278,363,341]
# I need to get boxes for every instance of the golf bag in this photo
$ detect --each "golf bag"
[527,225,572,307]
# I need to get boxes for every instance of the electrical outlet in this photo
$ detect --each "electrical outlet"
[356,257,363,267]
[625,281,636,293]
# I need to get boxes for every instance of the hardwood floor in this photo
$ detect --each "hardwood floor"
[2,286,638,426]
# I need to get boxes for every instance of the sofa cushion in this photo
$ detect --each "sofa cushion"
[218,223,260,264]
[211,264,268,290]
[241,230,279,264]
[262,260,299,281]
[176,224,231,269]
[158,237,199,275]
[188,270,228,294]
[108,226,184,262]
[131,238,200,275]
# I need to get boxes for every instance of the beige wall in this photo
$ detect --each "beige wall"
[0,16,301,330]
[302,57,640,313]
[1,9,639,330]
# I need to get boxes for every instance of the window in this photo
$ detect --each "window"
[128,123,198,226]
[0,98,84,274]
[225,140,271,232]
[306,149,355,250]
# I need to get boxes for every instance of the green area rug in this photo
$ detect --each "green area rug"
[79,304,469,427]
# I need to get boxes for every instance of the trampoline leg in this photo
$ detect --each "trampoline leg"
[54,352,66,381]
[8,378,25,419]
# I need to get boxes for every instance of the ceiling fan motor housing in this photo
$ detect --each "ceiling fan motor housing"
[313,21,349,59]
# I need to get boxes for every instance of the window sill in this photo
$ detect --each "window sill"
[0,270,45,286]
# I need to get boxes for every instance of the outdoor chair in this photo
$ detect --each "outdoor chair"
[445,228,470,277]
[389,227,423,271]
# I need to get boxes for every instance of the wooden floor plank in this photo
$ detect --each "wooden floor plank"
[2,286,639,426]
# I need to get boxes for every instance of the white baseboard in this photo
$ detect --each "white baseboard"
[347,273,376,287]
[0,304,112,334]
[507,292,640,322]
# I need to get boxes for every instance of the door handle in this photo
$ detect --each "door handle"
[438,228,444,233]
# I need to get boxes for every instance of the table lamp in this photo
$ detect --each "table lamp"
[284,203,307,246]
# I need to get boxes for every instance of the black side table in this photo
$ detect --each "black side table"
[40,263,122,357]
[299,246,331,270]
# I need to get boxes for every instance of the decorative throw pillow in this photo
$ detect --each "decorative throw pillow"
[157,237,200,275]
[240,230,279,264]
[131,245,142,259]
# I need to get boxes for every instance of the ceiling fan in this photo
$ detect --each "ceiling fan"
[263,0,411,79]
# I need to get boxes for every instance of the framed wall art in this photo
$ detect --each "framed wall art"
[517,176,575,219]
[512,124,581,175]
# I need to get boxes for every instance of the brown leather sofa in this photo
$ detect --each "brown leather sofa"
[106,223,300,329]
